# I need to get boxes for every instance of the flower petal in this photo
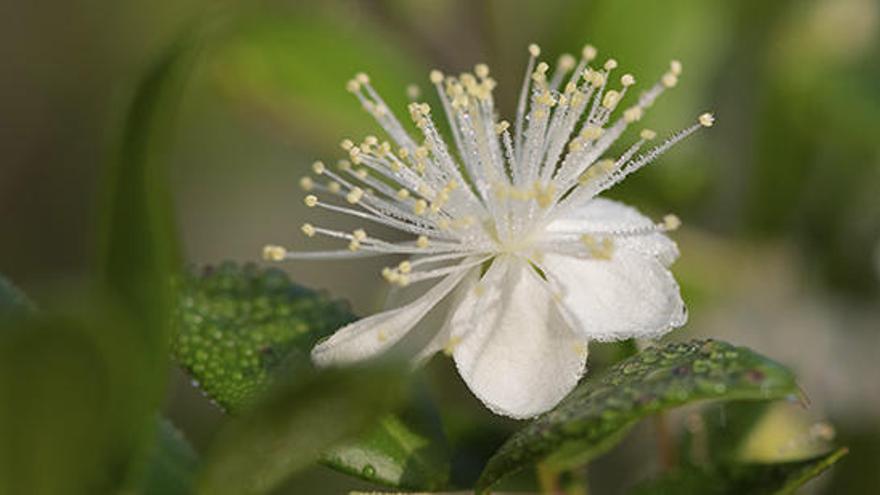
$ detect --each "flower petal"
[541,247,687,342]
[548,197,679,266]
[311,267,469,367]
[451,257,589,419]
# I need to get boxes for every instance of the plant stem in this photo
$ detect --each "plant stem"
[653,413,678,471]
[537,462,561,494]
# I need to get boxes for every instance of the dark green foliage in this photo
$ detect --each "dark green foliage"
[171,262,355,411]
[475,340,799,493]
[137,418,200,495]
[631,447,848,495]
[197,364,407,495]
[0,275,34,316]
[0,311,154,495]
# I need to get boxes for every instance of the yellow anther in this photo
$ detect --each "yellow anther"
[416,235,429,248]
[376,329,388,342]
[602,90,620,109]
[663,214,682,231]
[328,181,341,193]
[396,274,410,287]
[398,261,412,274]
[299,176,314,191]
[582,44,597,61]
[312,161,326,175]
[475,63,490,78]
[437,218,450,230]
[406,84,420,100]
[581,234,614,260]
[699,112,715,127]
[304,195,318,207]
[301,223,316,237]
[364,135,378,146]
[340,139,354,150]
[580,125,604,140]
[598,158,616,172]
[528,43,541,57]
[355,72,370,84]
[558,53,576,71]
[662,72,678,88]
[640,129,657,140]
[346,187,364,204]
[353,228,367,241]
[495,120,510,134]
[564,82,577,94]
[446,179,459,190]
[621,73,636,86]
[348,239,361,252]
[624,106,644,123]
[396,188,410,200]
[573,342,589,357]
[262,245,286,261]
[429,69,444,84]
[603,58,618,71]
[533,181,557,209]
[355,168,368,180]
[589,71,606,87]
[337,160,351,171]
[413,199,428,215]
[670,60,683,76]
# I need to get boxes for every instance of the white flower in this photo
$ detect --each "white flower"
[263,43,713,418]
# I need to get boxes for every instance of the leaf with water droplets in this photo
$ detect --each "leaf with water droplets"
[475,340,798,494]
[171,262,355,412]
[629,447,848,495]
[137,418,199,495]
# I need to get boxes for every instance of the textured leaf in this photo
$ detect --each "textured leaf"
[630,447,848,495]
[0,311,153,495]
[0,275,34,316]
[322,390,450,491]
[196,364,406,495]
[138,418,199,495]
[171,262,355,411]
[475,340,798,493]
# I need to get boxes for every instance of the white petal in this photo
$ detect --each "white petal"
[548,197,679,266]
[451,257,589,419]
[541,247,687,342]
[311,267,468,367]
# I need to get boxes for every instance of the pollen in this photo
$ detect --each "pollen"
[699,112,715,127]
[301,223,316,237]
[353,228,367,241]
[262,244,287,261]
[663,214,682,231]
[398,260,412,273]
[304,195,318,207]
[346,187,364,204]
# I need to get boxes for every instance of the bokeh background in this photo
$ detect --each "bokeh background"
[2,0,878,492]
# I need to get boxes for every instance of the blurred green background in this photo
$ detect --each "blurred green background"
[2,0,878,492]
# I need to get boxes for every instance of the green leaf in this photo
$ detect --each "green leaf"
[322,388,451,491]
[196,363,407,495]
[0,310,154,495]
[171,262,355,411]
[475,340,798,494]
[138,418,199,495]
[0,274,34,317]
[630,447,848,495]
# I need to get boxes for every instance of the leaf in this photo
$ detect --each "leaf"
[630,447,848,495]
[137,418,199,495]
[0,274,34,317]
[171,262,355,411]
[322,388,450,491]
[196,363,407,495]
[0,310,154,495]
[475,340,798,494]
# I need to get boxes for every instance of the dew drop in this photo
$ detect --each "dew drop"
[361,464,376,477]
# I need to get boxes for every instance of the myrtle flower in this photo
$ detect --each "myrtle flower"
[263,43,713,418]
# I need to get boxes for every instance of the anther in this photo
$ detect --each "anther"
[398,261,412,274]
[262,245,287,261]
[624,106,644,122]
[640,129,657,140]
[663,214,682,231]
[603,58,618,71]
[304,195,318,207]
[429,70,444,84]
[528,43,541,57]
[346,187,364,204]
[301,223,316,237]
[581,44,597,61]
[698,112,715,127]
[416,235,429,248]
[662,73,678,88]
[558,54,576,71]
[299,176,314,191]
[475,63,490,78]
[312,161,326,175]
[353,229,367,241]
[602,90,621,109]
[355,72,370,84]
[620,74,635,86]
[670,60,683,76]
